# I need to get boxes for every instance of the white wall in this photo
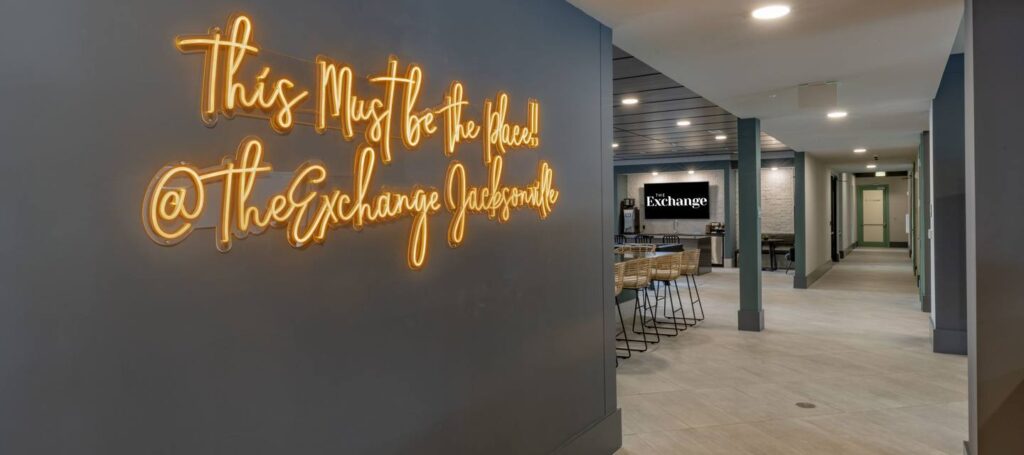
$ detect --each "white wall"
[625,169,725,234]
[856,176,911,243]
[804,154,831,276]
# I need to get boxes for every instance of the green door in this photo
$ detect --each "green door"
[858,185,889,247]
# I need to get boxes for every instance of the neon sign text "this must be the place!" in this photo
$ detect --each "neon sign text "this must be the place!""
[143,14,560,270]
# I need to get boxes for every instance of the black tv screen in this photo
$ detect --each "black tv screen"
[643,182,710,219]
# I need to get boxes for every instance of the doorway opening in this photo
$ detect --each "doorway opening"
[858,185,890,247]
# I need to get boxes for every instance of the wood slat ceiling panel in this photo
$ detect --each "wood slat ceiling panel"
[612,46,794,159]
[613,58,659,79]
[614,106,731,125]
[613,74,679,94]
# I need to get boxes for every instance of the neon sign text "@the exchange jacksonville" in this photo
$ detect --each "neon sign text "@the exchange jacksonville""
[143,14,559,270]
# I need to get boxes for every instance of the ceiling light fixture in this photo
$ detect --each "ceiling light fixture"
[867,164,877,169]
[715,135,727,140]
[677,120,691,126]
[612,143,619,148]
[752,5,791,20]
[771,167,779,171]
[652,171,659,176]
[688,170,695,175]
[621,97,639,105]
[875,171,886,177]
[853,148,867,153]
[827,111,848,119]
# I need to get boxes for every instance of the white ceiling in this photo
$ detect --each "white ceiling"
[569,0,964,166]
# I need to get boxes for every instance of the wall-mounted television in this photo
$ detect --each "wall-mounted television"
[643,182,710,219]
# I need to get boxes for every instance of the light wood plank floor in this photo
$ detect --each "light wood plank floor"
[615,248,967,455]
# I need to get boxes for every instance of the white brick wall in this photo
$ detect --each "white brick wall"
[734,167,796,236]
[761,167,795,234]
[625,169,725,234]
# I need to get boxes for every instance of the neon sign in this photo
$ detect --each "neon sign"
[143,14,559,270]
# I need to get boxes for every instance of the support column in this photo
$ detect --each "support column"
[737,118,763,331]
[931,54,967,355]
[794,152,807,288]
[723,161,735,268]
[965,0,1024,453]
[917,131,931,313]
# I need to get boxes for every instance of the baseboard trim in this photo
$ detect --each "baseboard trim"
[552,409,622,455]
[738,308,765,332]
[795,261,833,289]
[933,327,968,355]
[891,241,909,248]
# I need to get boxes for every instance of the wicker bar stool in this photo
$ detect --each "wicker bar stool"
[613,262,638,363]
[648,253,685,335]
[621,257,660,348]
[681,249,705,323]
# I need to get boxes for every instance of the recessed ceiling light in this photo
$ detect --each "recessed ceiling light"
[827,111,848,119]
[652,171,659,176]
[853,148,867,153]
[866,164,877,169]
[875,171,886,177]
[612,143,619,148]
[752,5,791,20]
[771,167,779,171]
[677,120,691,126]
[622,97,639,105]
[715,135,727,140]
[688,170,695,175]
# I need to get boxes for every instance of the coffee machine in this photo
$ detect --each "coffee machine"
[620,198,640,234]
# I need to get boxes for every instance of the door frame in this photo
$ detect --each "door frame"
[830,175,839,262]
[857,184,890,247]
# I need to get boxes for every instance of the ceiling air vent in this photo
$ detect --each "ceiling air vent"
[798,81,838,109]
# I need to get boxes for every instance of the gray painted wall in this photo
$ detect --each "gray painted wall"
[965,0,1024,452]
[0,1,618,453]
[801,153,832,286]
[931,54,967,355]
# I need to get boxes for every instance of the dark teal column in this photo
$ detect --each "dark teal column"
[917,132,930,313]
[931,54,966,355]
[723,162,735,268]
[737,118,763,331]
[793,152,807,288]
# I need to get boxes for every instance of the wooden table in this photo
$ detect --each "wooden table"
[763,238,784,271]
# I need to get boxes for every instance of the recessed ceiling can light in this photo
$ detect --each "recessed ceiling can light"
[875,171,886,177]
[752,5,791,20]
[677,120,691,126]
[853,148,867,153]
[612,143,619,148]
[652,171,659,176]
[622,97,639,105]
[827,111,848,119]
[771,167,779,171]
[867,164,877,169]
[688,170,695,175]
[715,135,727,140]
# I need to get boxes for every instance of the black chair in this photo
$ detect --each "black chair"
[783,246,796,274]
[636,234,654,244]
[662,234,680,244]
[614,234,626,244]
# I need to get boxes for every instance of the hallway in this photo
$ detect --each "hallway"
[615,248,968,454]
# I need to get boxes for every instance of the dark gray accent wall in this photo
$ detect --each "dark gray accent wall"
[965,0,1024,453]
[0,1,619,454]
[931,54,967,355]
